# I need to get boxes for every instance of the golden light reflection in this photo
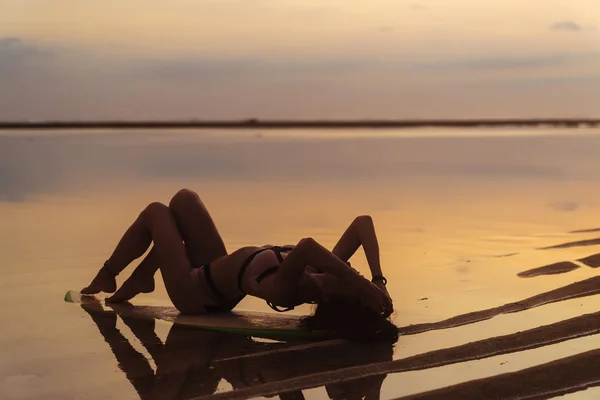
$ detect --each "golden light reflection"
[3,176,599,323]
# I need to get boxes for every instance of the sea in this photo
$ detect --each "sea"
[2,127,600,399]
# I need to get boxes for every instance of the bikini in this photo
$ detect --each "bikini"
[236,245,296,312]
[197,246,295,313]
[197,262,244,313]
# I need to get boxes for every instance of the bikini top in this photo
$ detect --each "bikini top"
[237,245,296,312]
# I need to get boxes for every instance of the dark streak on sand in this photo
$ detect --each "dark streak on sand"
[539,238,600,250]
[518,253,600,277]
[578,253,600,268]
[1,118,600,130]
[79,273,600,400]
[517,261,580,278]
[395,348,600,400]
[494,252,519,258]
[570,228,600,234]
[196,311,600,400]
[399,275,600,335]
[195,276,600,399]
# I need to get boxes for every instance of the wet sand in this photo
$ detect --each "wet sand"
[399,273,600,335]
[58,268,600,400]
[3,128,600,399]
[179,279,600,399]
[397,349,600,400]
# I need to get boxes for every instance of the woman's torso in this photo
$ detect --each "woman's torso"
[207,244,326,309]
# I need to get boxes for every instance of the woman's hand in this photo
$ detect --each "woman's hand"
[373,281,394,317]
[351,275,392,317]
[345,261,393,316]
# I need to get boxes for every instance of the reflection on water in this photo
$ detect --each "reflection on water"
[2,128,600,399]
[2,127,600,203]
[80,299,391,400]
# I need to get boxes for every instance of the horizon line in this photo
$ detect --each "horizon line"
[1,118,599,130]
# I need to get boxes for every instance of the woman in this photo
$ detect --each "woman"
[82,189,396,341]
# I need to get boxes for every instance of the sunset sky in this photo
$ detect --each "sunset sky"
[1,0,598,120]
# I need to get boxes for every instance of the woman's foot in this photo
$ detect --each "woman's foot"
[106,270,155,303]
[81,266,117,294]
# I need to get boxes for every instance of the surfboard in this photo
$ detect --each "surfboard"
[64,290,330,341]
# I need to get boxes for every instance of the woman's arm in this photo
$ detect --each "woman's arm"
[275,237,391,315]
[332,215,382,278]
[332,215,393,314]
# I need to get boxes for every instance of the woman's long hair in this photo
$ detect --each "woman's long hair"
[302,296,399,343]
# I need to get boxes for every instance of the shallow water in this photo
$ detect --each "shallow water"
[2,127,600,399]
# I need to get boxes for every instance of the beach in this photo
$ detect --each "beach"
[2,127,600,399]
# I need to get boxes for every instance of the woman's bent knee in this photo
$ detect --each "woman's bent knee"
[142,202,171,222]
[169,188,200,209]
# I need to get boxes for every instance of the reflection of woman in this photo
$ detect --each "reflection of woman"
[214,336,393,400]
[82,189,396,342]
[81,300,222,399]
[81,301,392,400]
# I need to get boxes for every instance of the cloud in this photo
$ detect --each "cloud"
[421,54,570,71]
[550,21,582,32]
[131,55,385,82]
[410,2,427,10]
[135,57,263,79]
[0,36,49,58]
[549,201,580,212]
[1,37,600,120]
[0,37,21,47]
[0,36,54,76]
[376,26,394,33]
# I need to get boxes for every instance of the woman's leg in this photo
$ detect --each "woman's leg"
[168,188,227,266]
[105,248,158,302]
[81,204,156,295]
[83,202,202,312]
[106,189,227,303]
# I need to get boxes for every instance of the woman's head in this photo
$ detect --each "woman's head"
[302,295,399,343]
